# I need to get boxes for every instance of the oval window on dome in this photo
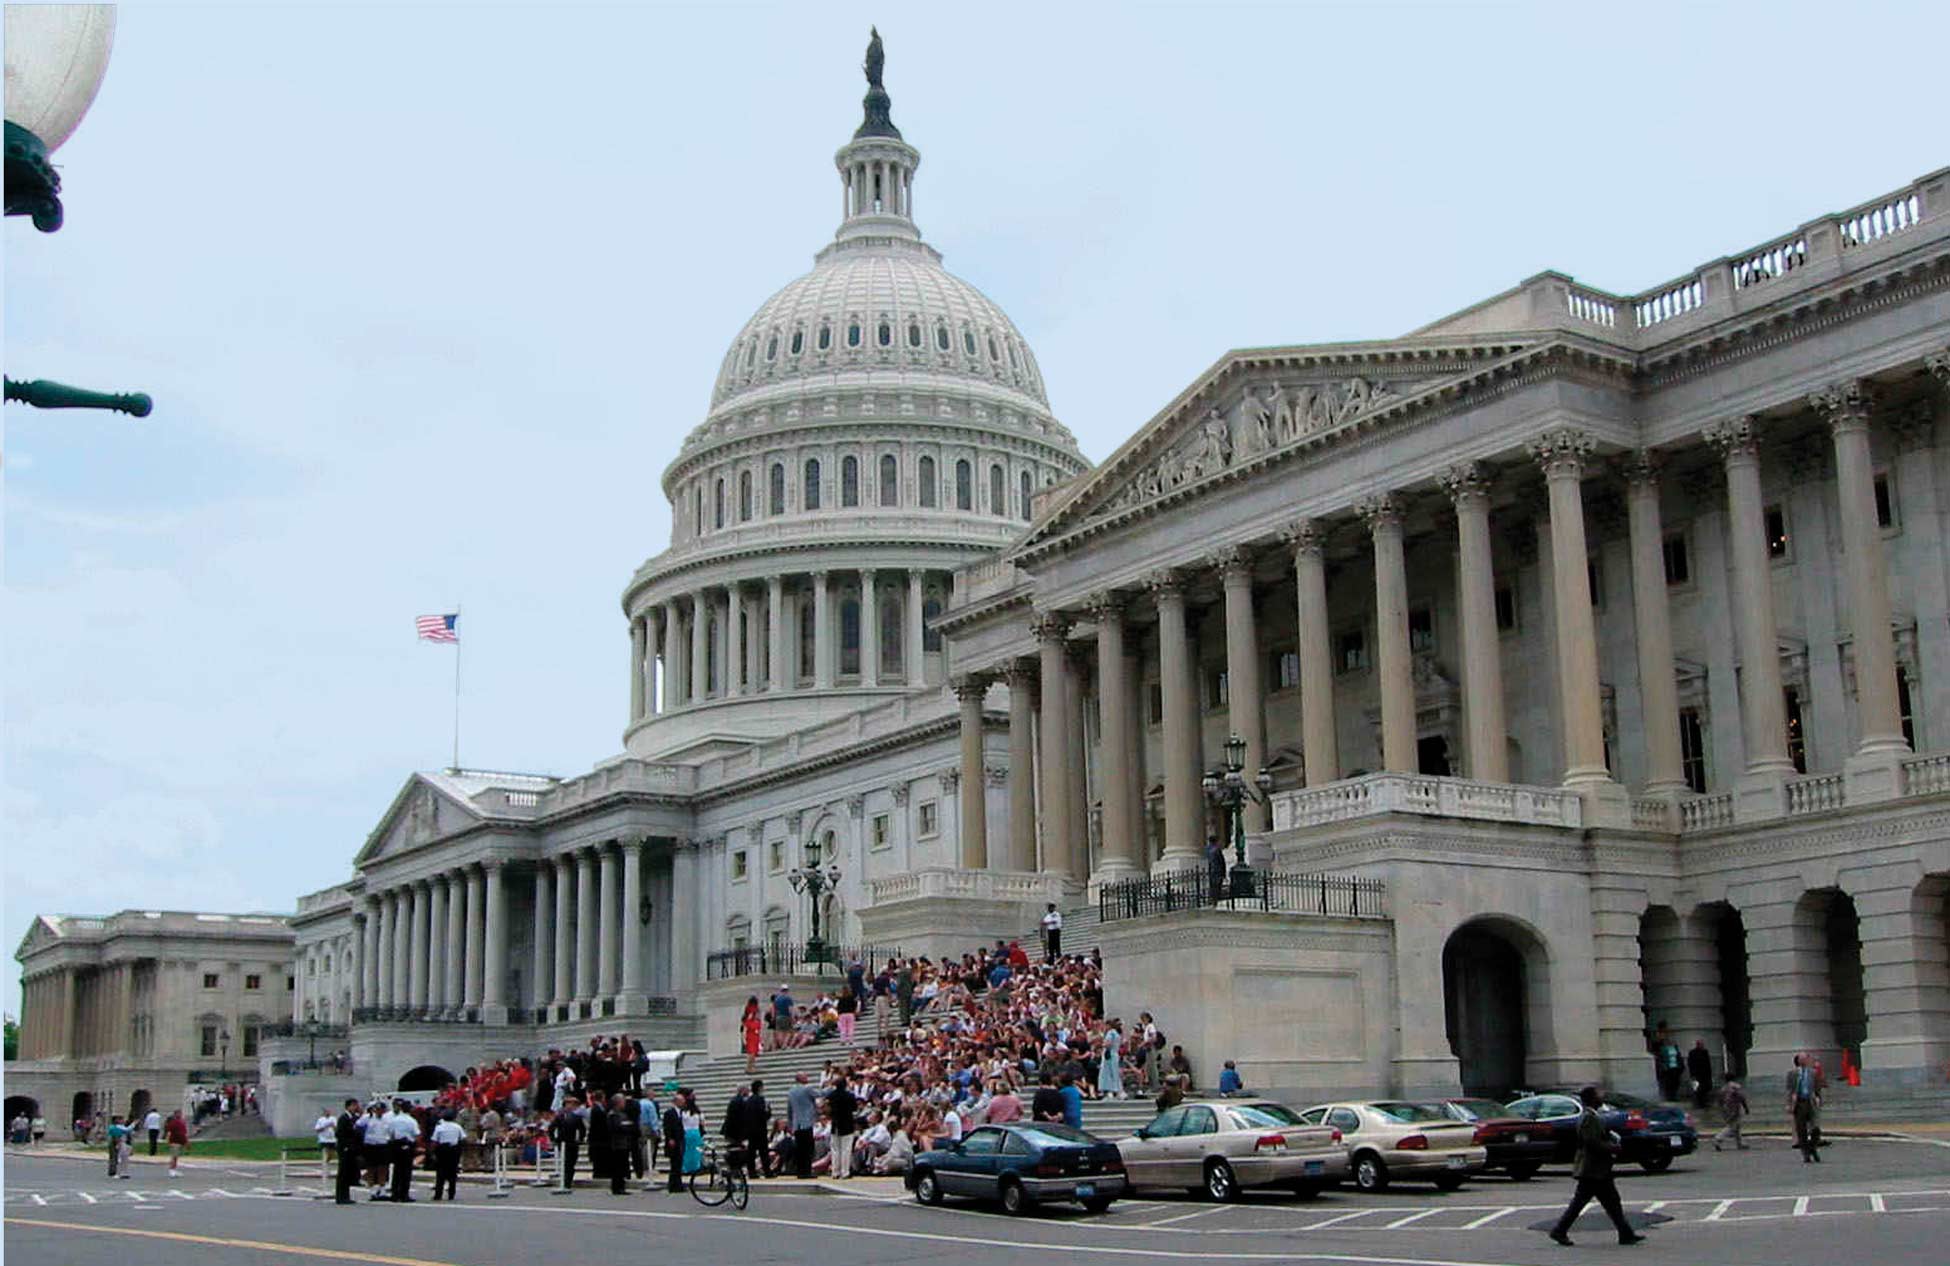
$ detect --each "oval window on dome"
[790,329,803,356]
[918,455,937,507]
[1007,340,1019,369]
[907,322,921,348]
[744,340,757,369]
[990,464,1006,517]
[963,329,977,357]
[818,324,832,351]
[1020,470,1034,521]
[936,323,950,351]
[987,334,1000,362]
[877,322,892,347]
[847,323,861,348]
[765,334,778,362]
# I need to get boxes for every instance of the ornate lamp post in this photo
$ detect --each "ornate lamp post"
[5,4,151,419]
[1201,733,1272,900]
[218,1025,232,1083]
[301,1019,321,1070]
[786,837,843,968]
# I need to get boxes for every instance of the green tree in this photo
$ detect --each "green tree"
[4,1015,18,1061]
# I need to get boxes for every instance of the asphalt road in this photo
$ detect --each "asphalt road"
[7,1136,1950,1266]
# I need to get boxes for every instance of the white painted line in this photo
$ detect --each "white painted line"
[1383,1210,1441,1229]
[1461,1208,1515,1229]
[29,1195,46,1207]
[78,1192,96,1204]
[1703,1199,1734,1221]
[1148,1207,1227,1227]
[1301,1210,1382,1230]
[1794,1196,1811,1216]
[1871,1193,1886,1212]
[1641,1200,1666,1213]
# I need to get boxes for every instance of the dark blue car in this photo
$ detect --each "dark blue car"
[1503,1090,1699,1172]
[909,1122,1127,1215]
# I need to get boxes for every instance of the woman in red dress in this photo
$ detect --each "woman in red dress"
[741,997,763,1073]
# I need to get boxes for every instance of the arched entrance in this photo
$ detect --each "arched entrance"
[397,1065,455,1093]
[1710,904,1753,1079]
[1792,888,1868,1068]
[1444,918,1550,1098]
[128,1089,153,1121]
[5,1095,40,1129]
[71,1092,94,1126]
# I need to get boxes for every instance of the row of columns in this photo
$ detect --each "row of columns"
[953,389,1923,878]
[629,568,935,722]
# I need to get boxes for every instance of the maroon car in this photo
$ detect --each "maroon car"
[1436,1098,1558,1181]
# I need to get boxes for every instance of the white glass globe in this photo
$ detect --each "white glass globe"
[4,4,116,152]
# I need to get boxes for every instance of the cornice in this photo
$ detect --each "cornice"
[627,533,1011,607]
[932,587,1035,638]
[664,416,1091,493]
[690,712,980,807]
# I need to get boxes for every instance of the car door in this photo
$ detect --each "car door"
[1164,1105,1220,1187]
[1536,1096,1581,1159]
[946,1127,1004,1196]
[1125,1107,1188,1188]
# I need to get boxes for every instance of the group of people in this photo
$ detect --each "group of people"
[98,1108,190,1178]
[1649,1021,1836,1162]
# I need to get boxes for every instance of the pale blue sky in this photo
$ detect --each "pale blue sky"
[6,1,1946,1016]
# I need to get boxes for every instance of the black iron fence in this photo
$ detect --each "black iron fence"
[706,943,900,981]
[263,1021,349,1040]
[1098,869,1386,924]
[352,1006,480,1025]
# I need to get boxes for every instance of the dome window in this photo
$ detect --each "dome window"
[1007,341,1019,369]
[818,324,832,351]
[804,458,822,511]
[769,463,786,516]
[847,323,861,348]
[714,478,726,529]
[877,322,892,348]
[987,334,1000,362]
[1020,470,1034,521]
[936,323,950,351]
[841,455,860,507]
[922,594,944,651]
[879,454,898,507]
[738,470,753,522]
[840,595,862,676]
[963,329,977,357]
[744,340,757,369]
[918,455,937,507]
[990,464,1006,517]
[765,334,778,362]
[790,329,804,356]
[955,459,973,511]
[907,322,921,348]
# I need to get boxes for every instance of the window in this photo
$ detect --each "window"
[960,1128,1003,1156]
[1007,340,1020,369]
[818,323,832,351]
[1273,649,1300,690]
[765,334,777,362]
[202,973,220,989]
[1495,584,1517,632]
[1663,533,1690,586]
[879,454,898,507]
[803,458,822,510]
[1587,559,1604,607]
[242,1025,260,1058]
[881,592,902,673]
[1207,668,1228,708]
[989,464,1005,516]
[1148,682,1164,724]
[964,329,977,356]
[842,456,860,507]
[769,463,786,515]
[1408,606,1436,653]
[738,470,753,521]
[1326,1107,1362,1134]
[1874,473,1895,529]
[840,598,861,675]
[1765,504,1790,558]
[878,321,892,347]
[1019,470,1033,520]
[936,323,950,351]
[244,974,262,991]
[955,459,973,510]
[307,958,316,977]
[918,456,937,507]
[1337,630,1369,674]
[907,321,921,348]
[284,975,293,992]
[917,800,939,837]
[1785,688,1808,773]
[1180,1106,1218,1135]
[200,1025,218,1058]
[988,334,1000,361]
[1679,707,1708,794]
[768,841,784,873]
[922,596,943,651]
[799,601,815,679]
[872,813,891,850]
[1899,669,1916,749]
[732,850,749,881]
[847,322,861,348]
[790,329,804,356]
[714,478,725,529]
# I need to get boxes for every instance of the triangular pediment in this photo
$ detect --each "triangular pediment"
[14,916,65,963]
[1010,336,1545,559]
[353,774,485,866]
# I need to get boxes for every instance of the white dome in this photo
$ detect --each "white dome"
[709,235,1051,414]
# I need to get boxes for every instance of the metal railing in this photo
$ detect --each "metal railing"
[264,1021,349,1040]
[705,943,900,980]
[1098,869,1386,924]
[351,1006,480,1025]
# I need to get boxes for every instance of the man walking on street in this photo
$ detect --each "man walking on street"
[1549,1086,1645,1247]
[429,1111,464,1201]
[106,1116,130,1179]
[1041,903,1063,963]
[333,1099,363,1204]
[1787,1053,1825,1162]
[788,1072,818,1179]
[1712,1077,1750,1151]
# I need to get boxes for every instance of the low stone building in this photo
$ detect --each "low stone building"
[7,910,294,1130]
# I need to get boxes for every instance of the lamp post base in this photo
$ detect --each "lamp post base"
[1226,864,1258,902]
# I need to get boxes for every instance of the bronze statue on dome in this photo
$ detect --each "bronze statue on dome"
[864,26,885,90]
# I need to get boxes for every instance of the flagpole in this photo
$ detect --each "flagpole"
[451,605,462,772]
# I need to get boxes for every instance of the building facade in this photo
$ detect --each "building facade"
[7,911,295,1129]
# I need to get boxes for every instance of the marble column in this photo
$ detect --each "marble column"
[362,897,381,1011]
[955,677,990,868]
[463,866,485,1010]
[1813,381,1910,793]
[643,608,662,716]
[662,599,685,709]
[426,876,448,1014]
[1528,428,1615,790]
[745,588,763,695]
[1151,574,1202,865]
[482,860,507,1018]
[1063,645,1088,879]
[575,848,599,1007]
[1621,452,1687,796]
[720,588,739,697]
[350,914,368,1012]
[813,571,834,689]
[1287,521,1339,785]
[551,855,574,1011]
[907,569,927,685]
[1703,416,1795,806]
[768,576,787,693]
[407,882,429,1013]
[1005,662,1039,871]
[690,588,711,702]
[531,862,553,1021]
[620,839,646,1010]
[1090,594,1142,881]
[629,615,647,722]
[387,889,408,1008]
[1359,494,1417,773]
[442,873,464,1014]
[861,569,880,687]
[1439,464,1510,782]
[598,842,620,998]
[1217,549,1270,830]
[1125,636,1148,863]
[1034,613,1075,878]
[671,841,701,996]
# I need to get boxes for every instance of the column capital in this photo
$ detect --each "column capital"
[1809,377,1876,432]
[1526,426,1596,479]
[1030,610,1073,642]
[1210,544,1255,584]
[1615,447,1665,490]
[952,674,991,701]
[1084,590,1127,624]
[1890,397,1936,452]
[1436,461,1492,507]
[1004,659,1039,690]
[1701,415,1762,464]
[1926,347,1950,388]
[940,766,961,792]
[1281,518,1327,559]
[1354,491,1402,531]
[984,765,1008,787]
[860,566,876,582]
[1144,569,1187,601]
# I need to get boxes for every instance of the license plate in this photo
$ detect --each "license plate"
[1074,1183,1096,1199]
[1669,1136,1682,1148]
[1513,1133,1529,1144]
[1304,1161,1324,1175]
[1446,1155,1467,1169]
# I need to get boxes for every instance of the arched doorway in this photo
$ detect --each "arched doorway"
[71,1091,94,1126]
[128,1089,153,1122]
[1791,888,1868,1069]
[5,1095,40,1129]
[1821,891,1868,1062]
[1709,904,1753,1079]
[1444,918,1548,1098]
[396,1065,455,1093]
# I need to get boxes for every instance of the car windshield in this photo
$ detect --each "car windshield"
[1228,1103,1304,1128]
[1014,1124,1097,1146]
[1446,1099,1509,1121]
[1369,1102,1452,1124]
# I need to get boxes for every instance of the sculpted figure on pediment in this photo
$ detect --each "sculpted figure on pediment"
[1238,388,1275,458]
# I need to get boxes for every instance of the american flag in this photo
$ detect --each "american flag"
[416,613,459,643]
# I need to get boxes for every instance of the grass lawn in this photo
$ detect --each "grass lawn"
[92,1136,322,1162]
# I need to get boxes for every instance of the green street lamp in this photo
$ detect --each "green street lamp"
[786,839,843,969]
[1201,733,1272,900]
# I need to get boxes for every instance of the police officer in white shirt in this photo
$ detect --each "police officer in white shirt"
[387,1101,421,1202]
[1041,903,1063,962]
[429,1111,465,1201]
[314,1111,338,1162]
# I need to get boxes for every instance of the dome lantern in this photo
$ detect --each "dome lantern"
[833,27,920,247]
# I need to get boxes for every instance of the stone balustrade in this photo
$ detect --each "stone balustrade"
[1678,793,1736,831]
[867,867,1067,907]
[1903,752,1950,797]
[1270,772,1584,831]
[1785,772,1847,816]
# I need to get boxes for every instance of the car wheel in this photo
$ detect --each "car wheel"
[1083,1195,1114,1214]
[1000,1176,1032,1215]
[1203,1158,1239,1203]
[1505,1162,1541,1182]
[1432,1172,1466,1192]
[1639,1155,1674,1174]
[1353,1153,1389,1192]
[914,1171,943,1206]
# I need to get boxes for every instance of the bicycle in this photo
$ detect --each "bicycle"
[687,1143,750,1210]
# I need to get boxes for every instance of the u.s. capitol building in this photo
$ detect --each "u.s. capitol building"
[266,40,1950,1124]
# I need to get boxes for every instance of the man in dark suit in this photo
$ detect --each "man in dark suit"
[662,1093,687,1192]
[745,1080,772,1177]
[333,1099,363,1205]
[549,1096,585,1191]
[1549,1086,1646,1247]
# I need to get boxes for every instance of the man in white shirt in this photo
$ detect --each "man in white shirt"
[1041,904,1063,963]
[314,1111,338,1163]
[387,1102,421,1202]
[143,1108,163,1155]
[429,1112,465,1201]
[937,1106,963,1150]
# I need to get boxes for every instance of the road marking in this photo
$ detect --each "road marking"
[78,1192,96,1204]
[1382,1210,1440,1229]
[29,1195,46,1207]
[1461,1208,1515,1229]
[1641,1200,1666,1213]
[1703,1199,1734,1221]
[1302,1210,1380,1229]
[1794,1196,1811,1216]
[1148,1207,1227,1227]
[2,1218,476,1266]
[1871,1193,1886,1212]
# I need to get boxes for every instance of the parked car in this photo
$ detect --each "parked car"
[1436,1098,1559,1181]
[1117,1100,1350,1201]
[1502,1090,1699,1172]
[908,1122,1126,1215]
[1296,1101,1487,1192]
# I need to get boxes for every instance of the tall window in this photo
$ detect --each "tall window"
[879,454,898,507]
[1408,606,1436,653]
[804,458,822,510]
[918,456,937,507]
[990,464,1006,516]
[714,478,725,529]
[1019,470,1033,520]
[842,456,860,507]
[922,595,943,651]
[1663,533,1690,585]
[840,598,861,675]
[1898,669,1916,748]
[881,593,903,675]
[1765,504,1790,559]
[955,459,972,511]
[799,601,816,680]
[1785,688,1807,773]
[1679,707,1708,793]
[769,463,785,515]
[738,470,753,522]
